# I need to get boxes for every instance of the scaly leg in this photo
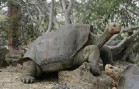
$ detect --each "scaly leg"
[20,58,42,83]
[73,45,101,76]
[83,45,101,76]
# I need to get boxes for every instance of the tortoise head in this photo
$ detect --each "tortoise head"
[106,23,121,35]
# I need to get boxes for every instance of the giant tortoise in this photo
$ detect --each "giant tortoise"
[18,23,121,83]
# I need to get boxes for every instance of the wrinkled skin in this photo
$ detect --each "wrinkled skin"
[20,23,121,83]
[100,45,113,67]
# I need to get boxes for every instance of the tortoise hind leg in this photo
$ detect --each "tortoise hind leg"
[20,59,42,83]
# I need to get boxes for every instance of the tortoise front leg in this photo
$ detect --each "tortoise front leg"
[82,45,101,76]
[72,45,101,76]
[20,59,42,83]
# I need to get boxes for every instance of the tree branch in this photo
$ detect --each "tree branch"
[62,0,73,24]
[67,0,73,13]
[47,0,54,32]
[106,25,139,44]
[80,0,90,23]
[127,8,139,16]
[108,30,139,52]
[107,38,126,51]
[61,0,67,11]
[53,15,60,29]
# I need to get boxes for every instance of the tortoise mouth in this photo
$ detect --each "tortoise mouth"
[114,30,120,34]
[109,29,121,35]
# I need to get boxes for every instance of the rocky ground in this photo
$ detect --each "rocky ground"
[0,61,131,89]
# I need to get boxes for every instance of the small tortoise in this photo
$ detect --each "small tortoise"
[105,64,139,89]
[18,23,121,83]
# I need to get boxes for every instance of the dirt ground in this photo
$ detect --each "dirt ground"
[0,61,130,89]
[0,65,59,89]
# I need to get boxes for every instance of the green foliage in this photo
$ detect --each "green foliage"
[0,15,8,43]
[1,0,139,45]
[7,0,17,4]
[0,15,7,21]
[74,0,139,32]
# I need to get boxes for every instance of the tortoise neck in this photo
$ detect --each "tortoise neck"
[96,29,113,48]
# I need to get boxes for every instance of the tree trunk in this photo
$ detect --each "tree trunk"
[7,2,21,49]
[47,0,54,32]
[62,0,73,24]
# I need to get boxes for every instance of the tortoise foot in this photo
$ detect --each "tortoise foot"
[90,67,101,76]
[21,75,36,84]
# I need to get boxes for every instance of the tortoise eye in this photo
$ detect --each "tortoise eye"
[113,24,116,27]
[110,66,113,69]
